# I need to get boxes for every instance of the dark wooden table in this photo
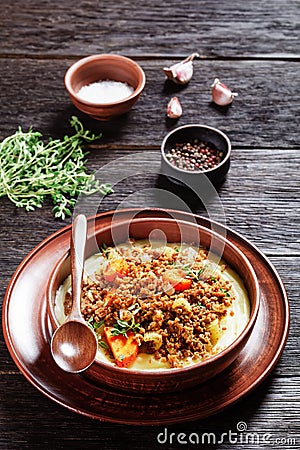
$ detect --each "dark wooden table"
[1,1,299,448]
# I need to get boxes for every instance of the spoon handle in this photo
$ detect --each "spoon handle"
[70,214,87,320]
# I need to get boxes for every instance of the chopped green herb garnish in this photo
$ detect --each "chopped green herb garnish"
[220,288,230,297]
[181,265,205,281]
[100,243,110,258]
[94,320,105,329]
[87,316,93,325]
[197,302,207,309]
[86,318,106,346]
[99,341,109,350]
[87,317,104,330]
[110,318,141,337]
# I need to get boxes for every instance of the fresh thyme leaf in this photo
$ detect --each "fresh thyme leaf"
[111,317,141,337]
[181,265,205,280]
[197,302,207,309]
[0,116,113,219]
[93,320,105,329]
[100,243,110,258]
[99,340,109,350]
[117,319,129,328]
[220,288,230,297]
[86,318,107,348]
[86,317,104,330]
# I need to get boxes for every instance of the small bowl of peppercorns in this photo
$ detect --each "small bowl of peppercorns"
[160,124,231,190]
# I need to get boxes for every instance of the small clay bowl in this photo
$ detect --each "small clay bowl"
[47,215,259,394]
[161,124,231,189]
[64,54,146,120]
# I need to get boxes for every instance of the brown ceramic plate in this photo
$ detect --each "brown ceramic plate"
[2,209,289,425]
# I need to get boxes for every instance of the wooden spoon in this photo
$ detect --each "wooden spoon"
[51,214,98,373]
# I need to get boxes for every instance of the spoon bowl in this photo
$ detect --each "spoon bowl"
[50,214,98,373]
[51,320,98,373]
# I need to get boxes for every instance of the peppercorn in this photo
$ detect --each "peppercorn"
[165,140,223,172]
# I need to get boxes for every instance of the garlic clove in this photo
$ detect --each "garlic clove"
[173,60,194,84]
[211,78,238,106]
[163,52,199,84]
[166,96,182,119]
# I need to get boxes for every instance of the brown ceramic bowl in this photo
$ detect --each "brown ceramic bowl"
[161,124,231,188]
[47,215,259,393]
[64,54,146,120]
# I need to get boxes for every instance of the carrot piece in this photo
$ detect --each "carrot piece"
[163,268,192,291]
[103,259,129,282]
[173,278,192,291]
[104,327,139,367]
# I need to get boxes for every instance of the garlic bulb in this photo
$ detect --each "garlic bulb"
[166,96,182,119]
[211,78,238,106]
[163,52,199,84]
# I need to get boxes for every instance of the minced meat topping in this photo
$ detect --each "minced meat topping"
[63,240,235,369]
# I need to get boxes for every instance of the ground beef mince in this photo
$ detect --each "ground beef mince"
[63,240,235,369]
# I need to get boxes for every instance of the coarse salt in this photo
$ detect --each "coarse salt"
[77,80,134,104]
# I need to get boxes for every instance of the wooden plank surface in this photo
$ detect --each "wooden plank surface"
[0,147,299,258]
[0,59,299,147]
[0,373,299,449]
[0,0,299,448]
[1,0,299,58]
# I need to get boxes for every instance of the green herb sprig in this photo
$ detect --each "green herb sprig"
[87,317,105,330]
[220,288,231,297]
[180,265,205,280]
[0,116,113,219]
[100,243,110,259]
[86,317,108,349]
[110,318,141,338]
